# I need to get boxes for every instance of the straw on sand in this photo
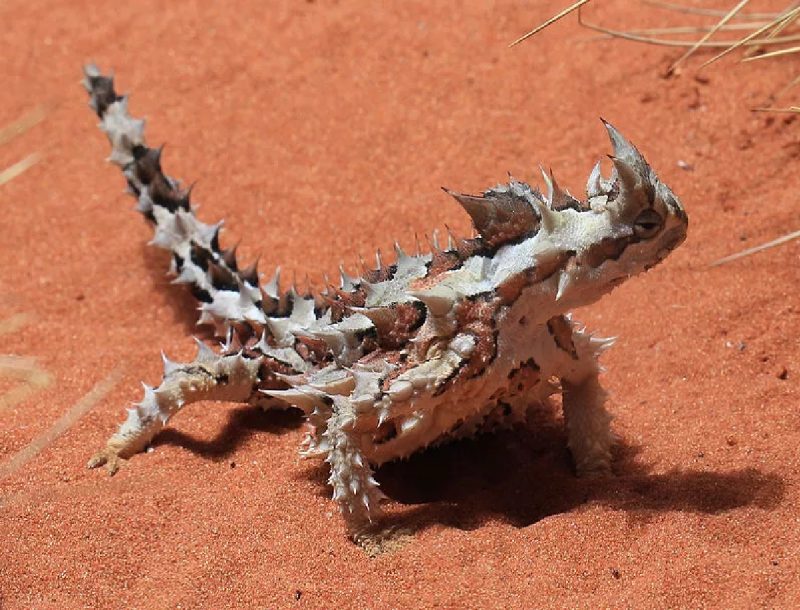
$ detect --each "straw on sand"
[710,230,800,266]
[0,105,46,186]
[512,1,800,99]
[0,105,47,147]
[0,153,40,187]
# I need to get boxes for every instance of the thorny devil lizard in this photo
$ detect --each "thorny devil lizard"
[82,65,688,540]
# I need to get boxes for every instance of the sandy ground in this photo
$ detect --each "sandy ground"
[1,0,799,607]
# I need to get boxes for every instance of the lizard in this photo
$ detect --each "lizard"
[81,64,688,539]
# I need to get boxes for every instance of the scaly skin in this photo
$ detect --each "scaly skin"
[82,65,688,540]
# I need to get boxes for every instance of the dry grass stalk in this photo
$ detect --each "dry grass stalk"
[0,106,47,186]
[642,0,780,20]
[0,152,40,187]
[509,0,592,47]
[667,0,752,73]
[710,230,800,266]
[0,105,47,147]
[581,21,800,47]
[513,2,800,78]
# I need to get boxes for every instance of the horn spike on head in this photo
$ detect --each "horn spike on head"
[587,160,603,198]
[539,165,554,206]
[608,154,641,196]
[601,119,648,171]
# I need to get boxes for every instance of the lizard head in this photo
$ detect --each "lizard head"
[446,120,688,311]
[586,120,688,277]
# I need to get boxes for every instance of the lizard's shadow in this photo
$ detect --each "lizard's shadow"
[372,425,785,532]
[154,404,785,531]
[153,405,303,458]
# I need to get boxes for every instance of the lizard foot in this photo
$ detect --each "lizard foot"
[87,447,125,475]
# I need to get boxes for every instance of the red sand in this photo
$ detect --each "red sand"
[1,0,799,607]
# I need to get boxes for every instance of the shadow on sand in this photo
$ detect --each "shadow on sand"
[152,403,785,534]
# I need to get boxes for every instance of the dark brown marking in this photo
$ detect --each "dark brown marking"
[87,75,120,117]
[374,420,398,444]
[148,173,191,213]
[221,246,239,271]
[452,294,502,378]
[496,250,573,304]
[322,284,367,321]
[240,260,260,286]
[132,146,163,185]
[189,242,213,271]
[370,302,426,350]
[583,236,633,268]
[360,263,394,285]
[410,239,482,291]
[425,249,462,281]
[208,262,239,292]
[547,315,578,360]
[505,358,541,396]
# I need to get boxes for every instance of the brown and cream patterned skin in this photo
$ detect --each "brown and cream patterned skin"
[82,65,688,538]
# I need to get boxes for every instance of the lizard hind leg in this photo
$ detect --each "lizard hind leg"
[87,339,262,474]
[323,396,387,539]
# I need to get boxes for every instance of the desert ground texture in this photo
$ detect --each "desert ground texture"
[1,0,799,608]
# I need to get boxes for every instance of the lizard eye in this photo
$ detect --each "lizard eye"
[633,208,663,239]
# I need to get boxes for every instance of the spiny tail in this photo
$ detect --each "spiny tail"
[81,64,281,335]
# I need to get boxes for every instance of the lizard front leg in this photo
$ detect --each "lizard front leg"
[87,340,261,474]
[550,316,616,476]
[562,372,614,476]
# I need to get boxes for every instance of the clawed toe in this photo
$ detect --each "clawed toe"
[87,448,124,475]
